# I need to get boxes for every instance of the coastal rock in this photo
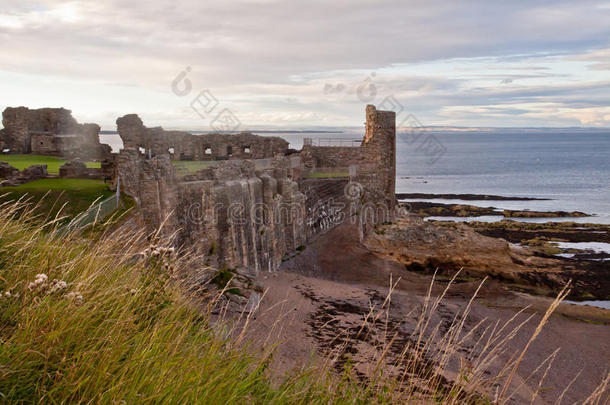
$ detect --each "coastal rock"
[366,217,609,299]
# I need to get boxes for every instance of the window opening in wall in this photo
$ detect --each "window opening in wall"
[243,146,250,153]
[204,147,212,155]
[227,145,233,156]
[168,147,175,154]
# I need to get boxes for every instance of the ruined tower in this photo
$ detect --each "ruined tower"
[362,104,396,208]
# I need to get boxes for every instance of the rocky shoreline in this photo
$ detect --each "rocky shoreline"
[403,201,590,218]
[396,192,550,201]
[392,195,610,302]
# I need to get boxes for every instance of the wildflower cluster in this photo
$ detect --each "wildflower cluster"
[1,290,19,299]
[141,244,177,278]
[27,273,48,291]
[141,245,175,258]
[26,273,82,304]
[65,291,83,305]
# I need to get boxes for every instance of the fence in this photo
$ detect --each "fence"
[57,180,121,237]
[304,138,362,147]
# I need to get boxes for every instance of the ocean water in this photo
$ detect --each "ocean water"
[101,131,610,220]
[395,132,610,221]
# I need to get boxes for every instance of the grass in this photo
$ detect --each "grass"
[171,160,216,175]
[0,154,100,175]
[0,202,608,403]
[306,172,350,179]
[0,178,114,219]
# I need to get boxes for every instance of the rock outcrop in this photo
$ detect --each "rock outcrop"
[364,216,609,299]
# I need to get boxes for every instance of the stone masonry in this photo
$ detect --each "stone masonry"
[116,105,396,274]
[1,106,110,160]
[116,114,288,161]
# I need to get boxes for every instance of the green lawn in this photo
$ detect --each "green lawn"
[306,171,350,178]
[172,160,216,175]
[0,154,100,175]
[0,178,113,220]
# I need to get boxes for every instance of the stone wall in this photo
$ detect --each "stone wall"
[362,104,396,209]
[1,106,108,159]
[299,105,396,209]
[0,163,48,186]
[115,104,396,274]
[0,162,19,179]
[116,114,288,161]
[300,145,369,168]
[59,160,104,179]
[1,107,30,153]
[118,147,307,272]
[175,160,307,272]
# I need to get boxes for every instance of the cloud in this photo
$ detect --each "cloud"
[0,0,609,128]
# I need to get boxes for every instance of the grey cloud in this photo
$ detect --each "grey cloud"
[1,0,609,127]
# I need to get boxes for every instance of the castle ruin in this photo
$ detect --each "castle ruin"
[117,105,396,273]
[0,107,110,160]
[1,103,396,273]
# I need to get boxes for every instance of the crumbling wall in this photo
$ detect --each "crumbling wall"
[0,163,48,187]
[174,160,306,272]
[1,107,107,159]
[362,104,396,209]
[1,107,30,153]
[299,105,396,209]
[116,114,288,160]
[118,146,307,273]
[300,145,369,168]
[59,160,104,179]
[115,104,396,273]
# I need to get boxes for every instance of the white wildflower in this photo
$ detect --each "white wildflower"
[3,291,10,298]
[48,279,68,294]
[28,273,49,292]
[65,291,83,305]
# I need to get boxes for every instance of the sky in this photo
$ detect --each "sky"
[1,0,610,131]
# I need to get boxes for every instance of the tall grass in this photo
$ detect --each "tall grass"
[0,199,607,403]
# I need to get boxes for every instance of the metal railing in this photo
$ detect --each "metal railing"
[57,179,121,237]
[303,137,362,147]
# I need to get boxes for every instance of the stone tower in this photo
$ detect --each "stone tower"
[362,104,396,208]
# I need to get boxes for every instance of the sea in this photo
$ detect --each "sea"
[100,130,610,222]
